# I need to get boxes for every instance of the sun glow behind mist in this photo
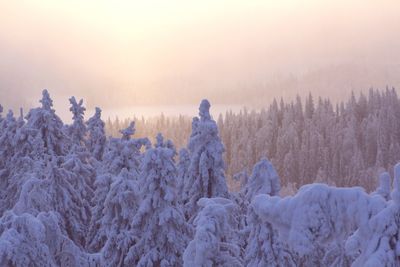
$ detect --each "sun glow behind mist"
[0,0,399,114]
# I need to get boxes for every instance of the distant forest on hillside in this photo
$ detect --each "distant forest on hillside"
[106,87,400,191]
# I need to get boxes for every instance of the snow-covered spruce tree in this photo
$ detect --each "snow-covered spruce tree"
[371,171,391,200]
[244,158,295,266]
[252,183,387,266]
[0,211,55,266]
[0,110,18,170]
[348,163,400,266]
[177,148,191,203]
[68,96,87,147]
[0,111,20,211]
[103,121,150,176]
[125,134,191,267]
[183,197,242,267]
[244,157,281,202]
[24,89,68,157]
[86,107,106,161]
[86,172,113,252]
[184,99,229,220]
[245,200,296,267]
[62,145,94,233]
[99,168,140,267]
[0,210,99,267]
[13,157,90,248]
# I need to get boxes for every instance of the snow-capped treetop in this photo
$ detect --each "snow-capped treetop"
[155,132,175,151]
[40,89,53,111]
[68,97,87,145]
[125,134,191,267]
[24,90,67,157]
[120,121,136,140]
[86,107,106,161]
[184,99,229,219]
[245,158,281,202]
[199,99,211,121]
[88,107,102,123]
[69,97,85,123]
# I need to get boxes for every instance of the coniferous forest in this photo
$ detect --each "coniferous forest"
[106,88,400,192]
[1,89,400,266]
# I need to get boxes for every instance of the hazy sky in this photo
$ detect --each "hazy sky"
[0,0,399,115]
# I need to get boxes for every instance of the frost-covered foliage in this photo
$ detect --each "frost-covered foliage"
[13,159,90,248]
[0,211,55,267]
[68,97,87,146]
[86,107,106,161]
[86,173,113,253]
[3,90,400,266]
[243,158,296,266]
[348,163,400,266]
[0,210,99,267]
[245,201,296,267]
[100,168,140,266]
[244,157,280,202]
[252,183,387,266]
[24,89,68,157]
[125,134,191,267]
[177,148,191,202]
[184,100,229,219]
[183,197,242,267]
[103,121,149,176]
[372,171,391,200]
[106,88,400,191]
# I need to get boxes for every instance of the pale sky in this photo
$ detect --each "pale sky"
[0,0,399,114]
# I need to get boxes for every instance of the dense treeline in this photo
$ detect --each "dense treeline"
[107,87,400,191]
[1,89,400,266]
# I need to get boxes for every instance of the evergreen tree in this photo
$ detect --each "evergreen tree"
[183,197,242,267]
[100,169,140,266]
[86,107,106,161]
[125,134,191,267]
[184,99,229,219]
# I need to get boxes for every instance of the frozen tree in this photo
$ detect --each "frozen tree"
[183,197,242,267]
[125,134,191,267]
[62,145,95,226]
[24,89,68,157]
[86,173,113,253]
[0,211,55,267]
[349,163,400,266]
[120,121,136,140]
[184,99,229,219]
[0,211,99,267]
[100,168,140,267]
[252,183,386,266]
[0,110,42,215]
[68,96,87,146]
[177,148,191,202]
[244,158,280,202]
[243,158,292,266]
[372,171,391,200]
[86,107,106,161]
[245,200,296,267]
[13,158,90,248]
[103,121,149,176]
